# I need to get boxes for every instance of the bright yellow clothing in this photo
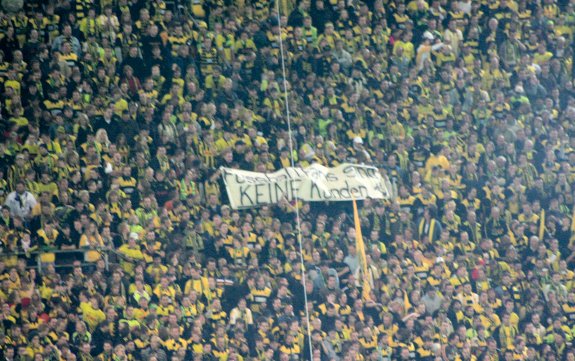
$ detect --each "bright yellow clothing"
[79,302,105,331]
[79,234,104,262]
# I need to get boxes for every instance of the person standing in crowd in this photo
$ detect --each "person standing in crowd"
[4,181,37,222]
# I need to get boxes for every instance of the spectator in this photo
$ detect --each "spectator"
[91,104,121,143]
[51,23,82,56]
[4,181,37,222]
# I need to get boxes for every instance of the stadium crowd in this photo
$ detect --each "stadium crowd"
[1,0,575,360]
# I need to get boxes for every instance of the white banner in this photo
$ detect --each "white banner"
[221,163,391,209]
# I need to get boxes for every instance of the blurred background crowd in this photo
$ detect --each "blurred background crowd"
[1,0,575,360]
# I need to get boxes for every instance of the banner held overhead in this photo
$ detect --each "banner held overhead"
[221,163,391,209]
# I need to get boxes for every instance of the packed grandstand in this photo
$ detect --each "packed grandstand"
[1,0,575,360]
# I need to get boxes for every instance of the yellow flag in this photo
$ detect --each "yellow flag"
[539,209,545,240]
[508,229,516,246]
[353,199,372,301]
[570,207,575,246]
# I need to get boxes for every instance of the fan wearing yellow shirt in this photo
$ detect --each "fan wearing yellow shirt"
[317,22,340,49]
[387,113,406,141]
[393,31,415,62]
[117,235,145,275]
[118,307,140,334]
[425,145,450,177]
[214,129,237,154]
[154,296,175,318]
[279,333,301,355]
[3,68,21,96]
[188,332,205,356]
[205,66,227,98]
[181,293,205,323]
[482,57,510,90]
[214,22,235,65]
[359,326,378,352]
[235,30,257,60]
[456,283,480,309]
[543,0,559,19]
[205,298,227,324]
[168,24,190,57]
[248,276,272,315]
[497,313,518,350]
[229,237,250,269]
[184,266,209,295]
[164,326,188,355]
[533,42,554,65]
[8,106,28,133]
[131,296,149,321]
[79,296,106,332]
[37,222,58,264]
[153,276,179,301]
[146,252,168,284]
[79,221,105,263]
[25,334,44,359]
[201,277,223,304]
[210,335,230,360]
[391,3,410,27]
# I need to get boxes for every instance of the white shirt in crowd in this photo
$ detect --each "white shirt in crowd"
[4,184,37,220]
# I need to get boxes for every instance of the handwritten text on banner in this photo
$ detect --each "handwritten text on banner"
[221,163,391,209]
